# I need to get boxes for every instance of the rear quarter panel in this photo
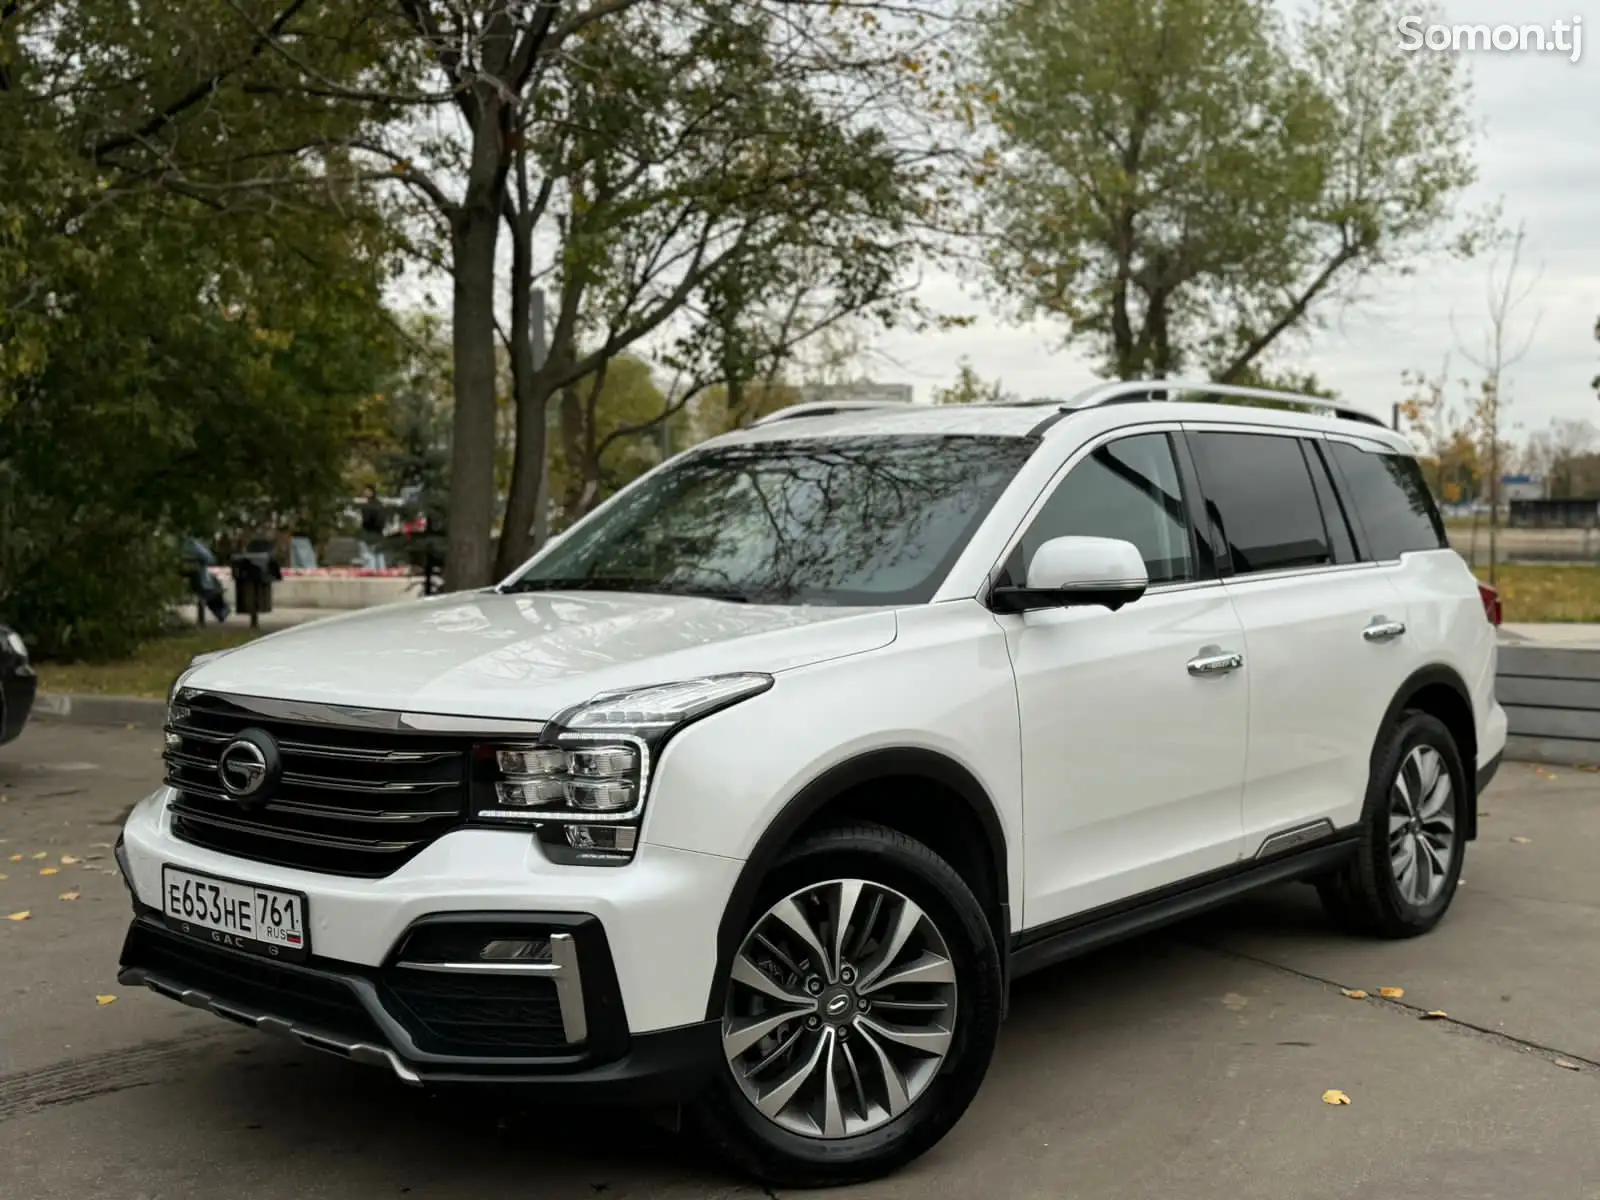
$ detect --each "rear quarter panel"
[1394,549,1506,769]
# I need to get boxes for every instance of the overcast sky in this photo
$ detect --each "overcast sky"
[874,0,1599,435]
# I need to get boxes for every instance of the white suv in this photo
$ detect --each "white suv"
[116,381,1507,1187]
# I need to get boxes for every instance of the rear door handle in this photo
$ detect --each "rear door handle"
[1187,646,1243,677]
[1363,618,1407,643]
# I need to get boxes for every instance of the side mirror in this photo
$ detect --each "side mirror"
[991,536,1149,614]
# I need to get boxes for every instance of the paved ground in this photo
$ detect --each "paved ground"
[2,723,1598,1199]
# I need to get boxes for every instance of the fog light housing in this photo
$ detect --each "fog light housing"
[565,825,638,853]
[479,937,551,963]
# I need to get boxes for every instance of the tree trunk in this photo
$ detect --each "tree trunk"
[1146,293,1173,379]
[559,381,586,518]
[493,250,548,579]
[443,203,502,591]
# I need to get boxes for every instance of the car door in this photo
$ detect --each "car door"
[994,428,1250,930]
[1184,426,1416,849]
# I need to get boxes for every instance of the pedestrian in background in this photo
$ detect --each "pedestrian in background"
[359,486,387,570]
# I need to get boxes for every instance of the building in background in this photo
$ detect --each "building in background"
[798,382,914,406]
[1501,475,1545,503]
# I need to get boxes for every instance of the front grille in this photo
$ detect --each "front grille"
[384,971,569,1055]
[124,921,385,1044]
[164,693,470,877]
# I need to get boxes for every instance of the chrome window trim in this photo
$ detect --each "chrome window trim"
[172,689,545,737]
[1217,561,1392,587]
[1319,431,1406,453]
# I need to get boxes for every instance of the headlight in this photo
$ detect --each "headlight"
[3,630,26,661]
[471,673,773,865]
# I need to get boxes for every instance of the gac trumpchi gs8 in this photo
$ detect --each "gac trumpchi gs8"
[114,380,1507,1187]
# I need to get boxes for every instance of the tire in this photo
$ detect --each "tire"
[693,821,1003,1188]
[1318,711,1468,938]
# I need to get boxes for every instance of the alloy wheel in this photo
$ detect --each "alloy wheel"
[1388,744,1456,905]
[721,878,958,1139]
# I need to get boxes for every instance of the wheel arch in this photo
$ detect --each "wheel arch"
[705,747,1012,1021]
[1373,663,1480,840]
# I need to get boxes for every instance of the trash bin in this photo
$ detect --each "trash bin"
[231,552,278,627]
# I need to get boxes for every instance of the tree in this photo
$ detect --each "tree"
[480,3,949,575]
[975,0,1481,381]
[0,199,400,658]
[1455,226,1540,582]
[933,358,1015,405]
[1219,364,1339,401]
[285,0,957,586]
[0,0,406,656]
[6,0,965,595]
[1522,418,1600,499]
[1399,362,1482,503]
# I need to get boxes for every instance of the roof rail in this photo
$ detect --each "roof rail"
[1063,379,1389,429]
[749,400,909,427]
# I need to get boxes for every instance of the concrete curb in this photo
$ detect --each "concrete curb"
[34,692,168,728]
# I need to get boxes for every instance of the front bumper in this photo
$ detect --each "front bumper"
[117,912,720,1099]
[118,787,742,1093]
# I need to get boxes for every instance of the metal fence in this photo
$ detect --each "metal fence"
[1450,525,1600,566]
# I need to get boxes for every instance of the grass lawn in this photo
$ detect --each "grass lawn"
[1475,563,1600,624]
[35,626,265,699]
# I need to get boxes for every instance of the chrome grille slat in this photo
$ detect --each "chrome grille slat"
[170,807,418,854]
[279,772,457,796]
[165,693,474,878]
[164,749,219,772]
[276,741,457,765]
[166,778,456,823]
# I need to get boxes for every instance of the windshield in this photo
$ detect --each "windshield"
[506,434,1038,606]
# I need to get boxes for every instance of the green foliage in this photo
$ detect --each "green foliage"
[976,0,1480,381]
[549,356,680,527]
[0,0,406,659]
[1218,365,1339,401]
[933,358,1015,405]
[373,322,453,531]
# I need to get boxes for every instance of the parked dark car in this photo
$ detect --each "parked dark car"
[0,624,36,745]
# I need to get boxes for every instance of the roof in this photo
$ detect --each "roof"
[707,380,1416,454]
[722,402,1055,443]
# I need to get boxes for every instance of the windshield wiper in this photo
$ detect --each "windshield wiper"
[504,576,757,603]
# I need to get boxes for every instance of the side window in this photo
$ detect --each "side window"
[1014,433,1194,585]
[1188,431,1331,575]
[1303,440,1357,563]
[1326,441,1449,560]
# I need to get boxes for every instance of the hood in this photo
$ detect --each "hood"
[181,590,897,719]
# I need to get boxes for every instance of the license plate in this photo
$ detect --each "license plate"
[161,866,309,961]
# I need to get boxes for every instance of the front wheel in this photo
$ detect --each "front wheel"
[694,822,1002,1188]
[1318,711,1467,938]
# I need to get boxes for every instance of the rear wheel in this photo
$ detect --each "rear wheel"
[694,822,1002,1188]
[1318,711,1467,938]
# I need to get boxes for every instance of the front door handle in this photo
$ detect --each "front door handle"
[1363,618,1407,643]
[1187,646,1244,677]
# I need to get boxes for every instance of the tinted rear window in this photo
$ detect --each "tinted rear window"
[1188,432,1331,574]
[1325,441,1448,560]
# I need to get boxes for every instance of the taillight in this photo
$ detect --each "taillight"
[1477,582,1502,626]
